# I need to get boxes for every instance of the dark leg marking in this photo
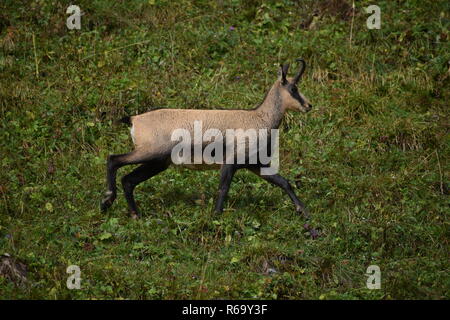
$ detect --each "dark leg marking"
[121,159,169,218]
[100,151,150,212]
[248,168,309,218]
[101,154,126,211]
[214,164,238,213]
[248,168,318,239]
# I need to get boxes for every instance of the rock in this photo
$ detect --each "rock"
[0,254,28,287]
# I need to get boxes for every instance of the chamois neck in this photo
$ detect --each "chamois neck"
[255,83,285,128]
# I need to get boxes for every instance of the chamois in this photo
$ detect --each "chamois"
[101,59,315,235]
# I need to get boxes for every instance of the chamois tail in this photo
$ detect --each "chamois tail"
[118,116,131,126]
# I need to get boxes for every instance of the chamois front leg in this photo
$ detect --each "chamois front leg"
[214,164,238,213]
[248,168,318,239]
[249,169,309,217]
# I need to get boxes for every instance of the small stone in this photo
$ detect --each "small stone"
[267,268,278,275]
[310,229,319,239]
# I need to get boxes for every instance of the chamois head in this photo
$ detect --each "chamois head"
[278,59,312,113]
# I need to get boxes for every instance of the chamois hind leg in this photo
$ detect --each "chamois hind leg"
[121,158,169,219]
[247,168,309,219]
[214,164,238,213]
[100,150,149,212]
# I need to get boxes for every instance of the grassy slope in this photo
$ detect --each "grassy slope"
[0,0,448,299]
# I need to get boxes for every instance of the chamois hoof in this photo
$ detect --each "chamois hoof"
[100,199,111,212]
[100,192,115,212]
[130,211,140,220]
[296,206,310,219]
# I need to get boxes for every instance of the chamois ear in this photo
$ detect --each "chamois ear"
[279,63,289,85]
[293,59,306,84]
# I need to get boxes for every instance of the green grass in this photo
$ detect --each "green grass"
[0,0,449,299]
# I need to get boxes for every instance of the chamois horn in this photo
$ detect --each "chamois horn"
[293,58,306,84]
[280,63,290,85]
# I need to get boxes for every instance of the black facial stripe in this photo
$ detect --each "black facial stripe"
[290,88,305,105]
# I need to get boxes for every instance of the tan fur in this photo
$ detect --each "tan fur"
[126,75,311,169]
